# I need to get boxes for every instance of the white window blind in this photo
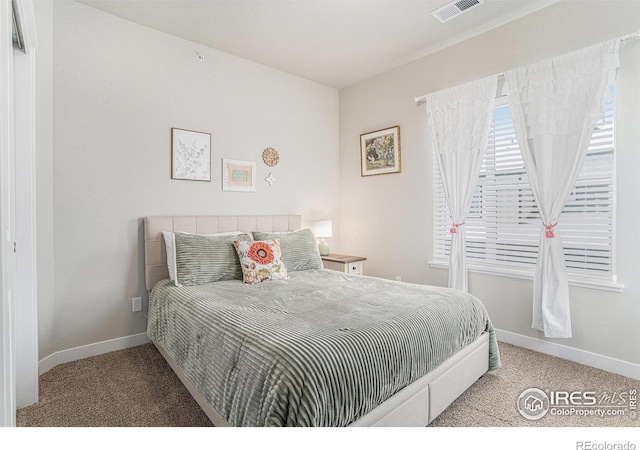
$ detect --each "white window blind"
[433,87,617,288]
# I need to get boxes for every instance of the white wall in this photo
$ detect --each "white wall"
[35,1,640,372]
[34,0,55,367]
[37,1,339,356]
[339,1,640,368]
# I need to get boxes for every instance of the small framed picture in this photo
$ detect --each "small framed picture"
[360,125,401,177]
[171,128,211,181]
[222,159,256,192]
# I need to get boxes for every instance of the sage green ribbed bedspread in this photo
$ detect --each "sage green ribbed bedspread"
[147,269,500,427]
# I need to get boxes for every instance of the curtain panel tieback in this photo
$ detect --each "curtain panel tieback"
[426,73,499,293]
[543,222,558,238]
[504,37,620,338]
[449,222,465,234]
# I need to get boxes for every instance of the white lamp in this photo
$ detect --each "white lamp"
[314,220,333,256]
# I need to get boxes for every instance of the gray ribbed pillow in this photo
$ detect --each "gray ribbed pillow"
[175,232,252,285]
[252,229,323,271]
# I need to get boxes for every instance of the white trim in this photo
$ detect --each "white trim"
[39,333,151,376]
[14,46,38,409]
[0,0,16,428]
[34,329,638,401]
[495,328,640,380]
[429,260,625,293]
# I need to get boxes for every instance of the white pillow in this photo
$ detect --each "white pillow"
[162,231,178,283]
[163,230,248,286]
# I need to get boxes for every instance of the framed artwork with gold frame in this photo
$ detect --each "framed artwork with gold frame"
[360,125,401,177]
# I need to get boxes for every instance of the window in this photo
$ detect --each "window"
[432,87,619,290]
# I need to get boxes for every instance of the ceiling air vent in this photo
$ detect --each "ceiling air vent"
[431,0,484,23]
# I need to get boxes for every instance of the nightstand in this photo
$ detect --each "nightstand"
[321,254,366,276]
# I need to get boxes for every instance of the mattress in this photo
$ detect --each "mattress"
[147,269,500,427]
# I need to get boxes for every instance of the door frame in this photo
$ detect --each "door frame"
[1,0,38,426]
[14,2,38,409]
[0,0,17,427]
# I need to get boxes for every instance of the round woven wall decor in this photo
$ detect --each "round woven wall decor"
[262,148,280,167]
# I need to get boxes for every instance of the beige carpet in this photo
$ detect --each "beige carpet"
[17,343,211,427]
[16,342,639,427]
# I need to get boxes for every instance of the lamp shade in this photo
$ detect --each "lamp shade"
[314,220,333,238]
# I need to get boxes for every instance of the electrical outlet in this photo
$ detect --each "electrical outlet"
[395,276,402,282]
[132,297,142,312]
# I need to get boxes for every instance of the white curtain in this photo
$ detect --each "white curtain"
[504,39,620,338]
[426,75,498,292]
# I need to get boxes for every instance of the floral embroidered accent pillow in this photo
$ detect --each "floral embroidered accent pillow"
[233,239,289,284]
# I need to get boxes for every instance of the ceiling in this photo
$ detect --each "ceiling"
[77,0,559,89]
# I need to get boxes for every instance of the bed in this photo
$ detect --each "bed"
[144,214,500,427]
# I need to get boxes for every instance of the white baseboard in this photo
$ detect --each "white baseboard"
[39,333,150,376]
[495,328,640,380]
[38,329,639,381]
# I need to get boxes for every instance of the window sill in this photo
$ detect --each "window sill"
[428,260,624,293]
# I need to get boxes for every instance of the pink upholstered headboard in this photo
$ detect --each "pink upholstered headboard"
[144,215,302,291]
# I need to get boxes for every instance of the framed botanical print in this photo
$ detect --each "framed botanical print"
[360,125,401,177]
[222,159,256,192]
[171,128,211,181]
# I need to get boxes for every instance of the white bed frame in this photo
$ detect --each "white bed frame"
[144,215,490,427]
